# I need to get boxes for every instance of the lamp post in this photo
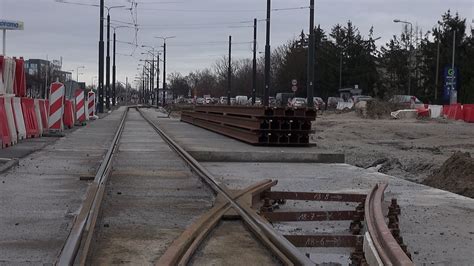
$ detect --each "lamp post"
[263,0,271,106]
[306,0,315,108]
[142,48,162,107]
[394,19,413,95]
[155,36,176,106]
[111,25,130,106]
[252,18,257,105]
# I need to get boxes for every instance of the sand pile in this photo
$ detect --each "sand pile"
[423,152,474,198]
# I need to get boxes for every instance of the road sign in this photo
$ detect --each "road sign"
[1,20,24,56]
[291,79,297,86]
[291,85,298,92]
[443,66,457,103]
[0,20,24,30]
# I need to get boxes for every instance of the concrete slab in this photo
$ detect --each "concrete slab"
[141,108,344,163]
[202,162,474,265]
[0,107,126,264]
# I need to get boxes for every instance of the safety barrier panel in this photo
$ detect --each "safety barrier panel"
[21,98,40,138]
[12,97,26,140]
[463,104,474,123]
[442,105,450,118]
[39,100,49,132]
[63,100,75,129]
[75,89,86,124]
[48,82,65,132]
[13,57,27,97]
[0,97,13,148]
[34,99,44,135]
[447,103,464,121]
[428,105,442,118]
[4,96,18,144]
[2,57,16,95]
[0,56,4,94]
[87,91,96,119]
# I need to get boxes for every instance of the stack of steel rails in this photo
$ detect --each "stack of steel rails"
[180,105,317,146]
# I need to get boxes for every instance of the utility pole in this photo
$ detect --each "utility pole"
[339,51,342,90]
[451,30,456,71]
[162,41,166,106]
[106,10,111,109]
[112,28,116,106]
[156,53,160,108]
[252,18,257,105]
[98,0,104,113]
[263,0,271,106]
[150,51,154,105]
[155,36,176,105]
[306,0,315,108]
[435,26,440,102]
[227,35,232,105]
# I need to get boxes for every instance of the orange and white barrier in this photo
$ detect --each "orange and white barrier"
[63,100,75,129]
[12,97,26,140]
[75,89,86,124]
[48,82,65,132]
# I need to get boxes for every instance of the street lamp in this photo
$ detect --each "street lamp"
[76,66,85,82]
[155,36,176,106]
[111,25,131,106]
[394,19,413,95]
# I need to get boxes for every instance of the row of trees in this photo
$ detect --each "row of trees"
[167,10,473,104]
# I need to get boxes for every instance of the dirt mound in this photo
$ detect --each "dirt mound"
[423,152,474,198]
[364,100,405,119]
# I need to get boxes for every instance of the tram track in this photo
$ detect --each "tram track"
[55,106,415,265]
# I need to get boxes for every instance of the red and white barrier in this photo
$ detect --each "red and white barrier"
[0,56,4,94]
[4,96,18,144]
[0,97,13,148]
[21,98,40,138]
[13,58,27,97]
[87,91,96,119]
[2,57,16,95]
[34,99,44,135]
[48,82,65,132]
[63,100,75,129]
[75,89,86,124]
[12,97,26,140]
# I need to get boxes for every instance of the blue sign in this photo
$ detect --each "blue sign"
[443,66,457,102]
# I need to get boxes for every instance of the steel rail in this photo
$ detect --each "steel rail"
[138,108,314,266]
[56,108,129,265]
[365,184,414,266]
[158,179,288,265]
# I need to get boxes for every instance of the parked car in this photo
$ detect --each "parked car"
[327,97,344,109]
[389,95,423,109]
[313,97,326,110]
[219,96,227,105]
[235,95,248,105]
[196,98,205,105]
[289,97,307,108]
[230,97,236,105]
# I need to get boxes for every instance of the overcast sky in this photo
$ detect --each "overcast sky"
[1,0,473,87]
